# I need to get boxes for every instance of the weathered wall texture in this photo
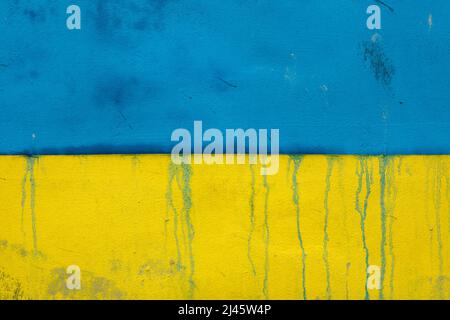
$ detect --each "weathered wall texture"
[1,1,449,155]
[0,155,448,300]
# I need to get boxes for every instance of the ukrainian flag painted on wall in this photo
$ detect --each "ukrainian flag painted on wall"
[0,1,449,300]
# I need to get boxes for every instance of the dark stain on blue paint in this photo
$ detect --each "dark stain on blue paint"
[93,74,161,129]
[95,0,177,34]
[361,40,395,87]
[95,76,139,110]
[95,1,123,35]
[94,75,160,110]
[23,8,46,24]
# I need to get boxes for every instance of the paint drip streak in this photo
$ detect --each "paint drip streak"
[323,158,334,299]
[248,165,256,276]
[20,164,29,237]
[262,175,270,299]
[25,157,38,255]
[379,157,388,300]
[446,173,450,235]
[290,156,307,300]
[433,160,444,298]
[167,163,182,272]
[336,160,351,299]
[181,164,195,299]
[387,159,397,299]
[356,158,371,299]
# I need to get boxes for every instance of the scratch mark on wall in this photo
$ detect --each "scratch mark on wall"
[217,77,238,89]
[375,0,394,13]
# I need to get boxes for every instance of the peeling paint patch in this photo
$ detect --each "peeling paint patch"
[0,268,26,300]
[47,268,125,300]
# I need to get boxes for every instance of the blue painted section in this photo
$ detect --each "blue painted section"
[0,0,449,155]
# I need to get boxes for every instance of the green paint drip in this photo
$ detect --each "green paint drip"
[433,160,444,298]
[336,160,350,245]
[323,157,334,299]
[262,174,270,300]
[446,172,450,235]
[336,159,351,299]
[397,157,403,175]
[290,155,307,300]
[387,159,397,299]
[131,155,140,168]
[379,156,388,300]
[20,161,29,237]
[175,166,187,251]
[26,157,38,256]
[166,163,182,272]
[345,263,351,300]
[424,165,434,273]
[379,157,397,299]
[355,157,371,300]
[181,164,195,299]
[247,165,257,276]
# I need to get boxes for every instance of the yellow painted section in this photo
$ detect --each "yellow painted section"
[0,155,449,300]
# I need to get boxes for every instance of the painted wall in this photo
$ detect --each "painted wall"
[0,155,448,300]
[1,0,449,301]
[0,1,449,155]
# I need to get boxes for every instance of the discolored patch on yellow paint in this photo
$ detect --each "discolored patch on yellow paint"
[0,155,448,300]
